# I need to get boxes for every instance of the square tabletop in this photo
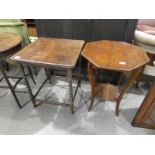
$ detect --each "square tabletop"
[11,38,85,68]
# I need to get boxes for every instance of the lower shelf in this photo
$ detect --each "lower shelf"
[95,83,118,101]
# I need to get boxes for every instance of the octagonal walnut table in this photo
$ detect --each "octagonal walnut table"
[82,40,150,116]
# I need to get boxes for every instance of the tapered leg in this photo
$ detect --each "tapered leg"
[20,65,36,106]
[67,69,74,113]
[88,62,95,111]
[0,62,22,108]
[116,68,142,116]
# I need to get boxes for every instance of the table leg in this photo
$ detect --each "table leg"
[20,65,36,106]
[0,62,22,108]
[67,69,74,113]
[88,62,95,111]
[116,67,142,116]
[27,66,36,85]
[78,56,82,87]
[46,68,53,84]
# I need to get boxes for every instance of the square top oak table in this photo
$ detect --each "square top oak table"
[12,38,85,68]
[82,40,149,116]
[11,38,85,113]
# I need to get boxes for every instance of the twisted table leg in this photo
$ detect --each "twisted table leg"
[67,69,74,113]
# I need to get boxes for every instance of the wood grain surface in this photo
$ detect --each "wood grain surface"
[132,81,155,129]
[95,83,118,101]
[82,40,149,71]
[11,38,85,68]
[0,32,22,52]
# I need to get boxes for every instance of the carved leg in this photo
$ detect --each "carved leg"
[67,69,74,113]
[116,68,142,116]
[88,62,96,111]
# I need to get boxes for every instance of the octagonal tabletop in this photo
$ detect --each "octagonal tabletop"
[82,40,150,72]
[11,38,85,68]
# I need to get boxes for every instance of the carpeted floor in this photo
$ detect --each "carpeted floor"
[0,65,154,135]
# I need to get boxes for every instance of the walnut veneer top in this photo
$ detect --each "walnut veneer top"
[0,32,22,53]
[11,38,85,68]
[82,40,149,71]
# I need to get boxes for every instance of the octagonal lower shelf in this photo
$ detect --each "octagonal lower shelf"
[95,83,118,101]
